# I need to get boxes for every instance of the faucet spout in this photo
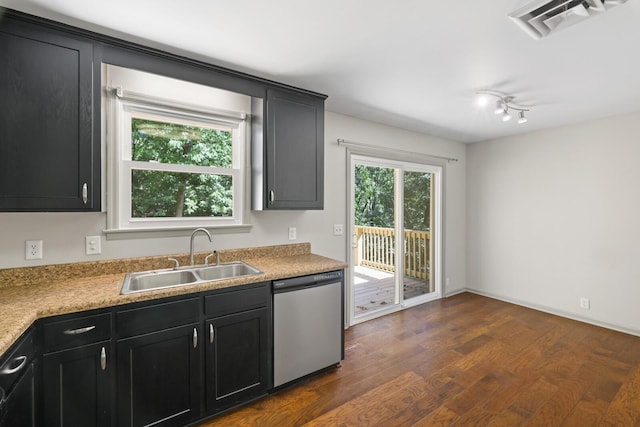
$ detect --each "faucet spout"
[189,228,212,266]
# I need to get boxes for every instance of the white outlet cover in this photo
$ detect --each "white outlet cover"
[288,227,297,241]
[333,224,344,236]
[25,240,43,260]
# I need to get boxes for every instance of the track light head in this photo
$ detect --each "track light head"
[518,110,528,124]
[502,109,512,122]
[494,99,505,115]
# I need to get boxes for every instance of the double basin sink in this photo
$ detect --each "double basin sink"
[121,262,262,294]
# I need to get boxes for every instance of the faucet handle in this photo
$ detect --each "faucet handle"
[205,251,218,266]
[167,257,180,270]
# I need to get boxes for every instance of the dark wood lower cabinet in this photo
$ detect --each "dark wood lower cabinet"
[2,362,36,427]
[5,282,274,427]
[42,341,112,427]
[205,307,269,412]
[117,323,201,427]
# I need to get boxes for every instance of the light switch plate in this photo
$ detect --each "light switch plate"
[288,227,297,241]
[85,235,102,255]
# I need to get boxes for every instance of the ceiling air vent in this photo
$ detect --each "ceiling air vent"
[509,0,629,39]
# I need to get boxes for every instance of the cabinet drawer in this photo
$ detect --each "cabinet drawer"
[0,327,36,392]
[117,297,200,338]
[205,283,269,317]
[43,313,112,353]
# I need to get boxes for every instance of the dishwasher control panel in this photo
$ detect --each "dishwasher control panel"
[273,270,343,291]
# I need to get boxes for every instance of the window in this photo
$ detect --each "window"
[105,65,251,232]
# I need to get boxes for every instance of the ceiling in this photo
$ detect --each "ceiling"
[2,0,640,143]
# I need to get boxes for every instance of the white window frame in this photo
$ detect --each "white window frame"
[105,84,251,233]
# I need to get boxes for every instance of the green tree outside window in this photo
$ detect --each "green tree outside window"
[131,119,234,218]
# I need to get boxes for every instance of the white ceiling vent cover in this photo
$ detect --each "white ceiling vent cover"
[509,0,630,39]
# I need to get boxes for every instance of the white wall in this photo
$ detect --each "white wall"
[467,111,640,335]
[0,112,467,295]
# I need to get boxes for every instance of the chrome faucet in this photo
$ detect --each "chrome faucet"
[189,228,212,266]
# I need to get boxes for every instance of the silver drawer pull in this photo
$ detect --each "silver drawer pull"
[82,183,88,204]
[0,355,27,375]
[269,190,275,204]
[209,324,215,343]
[193,328,198,348]
[100,347,107,371]
[63,325,96,335]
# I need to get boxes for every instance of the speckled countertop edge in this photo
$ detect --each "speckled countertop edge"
[0,243,347,355]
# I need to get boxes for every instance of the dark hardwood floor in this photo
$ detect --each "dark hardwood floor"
[200,292,640,426]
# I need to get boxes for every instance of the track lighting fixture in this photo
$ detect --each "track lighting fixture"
[477,91,530,125]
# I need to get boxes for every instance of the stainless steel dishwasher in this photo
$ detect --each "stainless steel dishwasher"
[273,270,344,388]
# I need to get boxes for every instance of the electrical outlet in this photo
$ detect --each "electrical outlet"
[579,297,590,310]
[288,227,297,241]
[85,235,102,255]
[333,224,344,236]
[25,240,43,260]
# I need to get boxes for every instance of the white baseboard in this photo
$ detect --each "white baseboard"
[444,288,467,298]
[463,288,640,338]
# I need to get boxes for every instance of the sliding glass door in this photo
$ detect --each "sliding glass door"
[402,170,435,301]
[349,155,441,325]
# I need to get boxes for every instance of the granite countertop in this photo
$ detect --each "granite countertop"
[0,243,346,356]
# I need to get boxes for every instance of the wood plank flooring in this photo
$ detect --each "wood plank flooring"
[199,292,640,426]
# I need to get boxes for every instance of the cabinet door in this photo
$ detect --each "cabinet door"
[205,307,269,412]
[0,17,97,211]
[43,341,112,427]
[264,89,324,210]
[117,323,201,427]
[2,362,36,427]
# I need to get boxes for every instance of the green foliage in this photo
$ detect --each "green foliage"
[130,119,233,218]
[355,165,395,227]
[354,165,430,231]
[403,171,431,231]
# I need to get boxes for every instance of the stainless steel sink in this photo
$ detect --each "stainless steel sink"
[120,262,262,294]
[194,262,261,281]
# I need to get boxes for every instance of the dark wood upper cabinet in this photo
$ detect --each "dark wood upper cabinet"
[0,8,326,213]
[253,89,325,210]
[0,16,98,211]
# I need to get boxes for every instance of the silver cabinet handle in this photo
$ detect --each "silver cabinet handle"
[82,183,88,204]
[100,347,106,371]
[0,355,27,375]
[63,325,96,335]
[193,328,198,348]
[269,190,275,204]
[209,324,215,343]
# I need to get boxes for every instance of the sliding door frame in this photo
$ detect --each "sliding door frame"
[347,149,444,326]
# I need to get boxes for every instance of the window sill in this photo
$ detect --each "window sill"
[103,224,253,240]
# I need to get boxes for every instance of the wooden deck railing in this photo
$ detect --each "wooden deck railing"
[354,226,430,280]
